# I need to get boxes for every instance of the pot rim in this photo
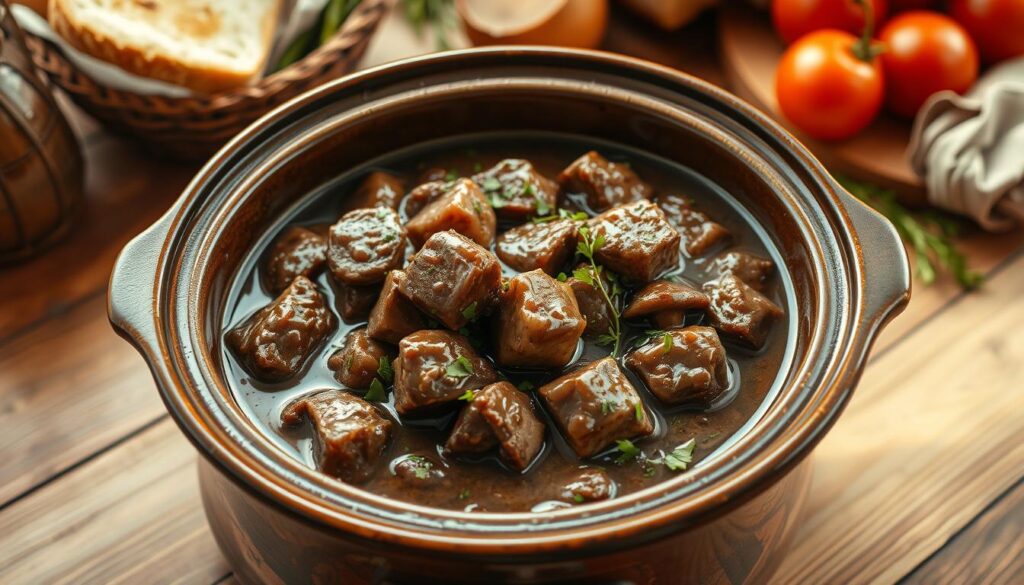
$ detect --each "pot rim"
[110,47,909,556]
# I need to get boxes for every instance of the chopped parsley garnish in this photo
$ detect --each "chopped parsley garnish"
[534,193,550,216]
[600,400,619,415]
[444,169,459,182]
[517,381,535,392]
[556,272,568,282]
[635,402,644,421]
[481,177,502,192]
[458,489,471,500]
[461,301,478,321]
[662,439,696,471]
[446,355,475,378]
[643,463,657,477]
[573,493,585,503]
[365,378,386,402]
[377,356,393,383]
[405,455,433,479]
[662,332,673,353]
[614,439,641,464]
[458,389,476,402]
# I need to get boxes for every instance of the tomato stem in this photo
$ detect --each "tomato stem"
[850,0,884,62]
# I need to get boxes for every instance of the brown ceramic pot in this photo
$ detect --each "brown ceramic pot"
[108,48,910,584]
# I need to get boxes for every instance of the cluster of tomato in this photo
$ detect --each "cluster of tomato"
[772,0,1024,140]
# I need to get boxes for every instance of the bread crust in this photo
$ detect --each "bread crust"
[47,0,279,94]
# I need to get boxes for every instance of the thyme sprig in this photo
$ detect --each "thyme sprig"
[575,226,624,356]
[839,177,983,289]
[403,0,458,50]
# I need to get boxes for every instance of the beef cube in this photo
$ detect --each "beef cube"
[703,274,784,348]
[473,159,559,220]
[391,454,449,487]
[345,171,404,211]
[399,231,502,330]
[539,357,653,458]
[335,282,381,323]
[495,219,577,275]
[559,468,616,503]
[328,207,406,286]
[406,178,496,248]
[445,381,546,471]
[495,270,585,369]
[567,264,614,339]
[227,276,334,381]
[392,330,499,415]
[657,194,731,257]
[263,226,327,294]
[557,151,653,212]
[367,270,426,345]
[707,251,775,292]
[622,280,710,329]
[327,329,392,389]
[281,390,392,483]
[402,180,449,219]
[587,200,681,282]
[625,326,728,407]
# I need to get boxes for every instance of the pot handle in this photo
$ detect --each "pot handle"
[833,181,912,330]
[107,206,178,357]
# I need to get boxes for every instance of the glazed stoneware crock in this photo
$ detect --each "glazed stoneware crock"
[108,48,910,584]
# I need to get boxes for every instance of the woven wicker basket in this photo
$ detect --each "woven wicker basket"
[22,0,392,159]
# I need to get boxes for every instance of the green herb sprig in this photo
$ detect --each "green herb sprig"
[575,226,624,356]
[839,176,983,289]
[275,0,361,71]
[403,0,457,50]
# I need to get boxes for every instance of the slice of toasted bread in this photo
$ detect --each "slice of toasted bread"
[48,0,283,94]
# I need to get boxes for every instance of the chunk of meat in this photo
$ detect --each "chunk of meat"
[391,454,448,487]
[622,280,710,328]
[345,171,404,211]
[657,194,730,257]
[587,200,681,282]
[392,330,499,415]
[334,282,381,323]
[707,251,775,292]
[327,329,392,389]
[399,231,502,330]
[495,219,577,275]
[566,264,613,339]
[559,467,616,503]
[495,270,585,369]
[445,382,546,471]
[263,226,327,294]
[405,178,497,248]
[366,270,426,345]
[625,326,729,407]
[328,207,406,286]
[402,180,449,219]
[557,151,653,212]
[227,276,334,381]
[281,390,392,483]
[538,357,653,458]
[703,274,784,348]
[473,159,559,220]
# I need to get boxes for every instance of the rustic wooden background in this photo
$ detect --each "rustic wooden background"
[1,6,1022,584]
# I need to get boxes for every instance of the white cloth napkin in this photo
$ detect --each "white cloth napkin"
[908,58,1024,231]
[11,0,330,97]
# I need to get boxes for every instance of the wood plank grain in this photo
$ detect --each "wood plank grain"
[0,294,166,504]
[0,419,229,585]
[0,134,193,342]
[773,249,1024,584]
[903,480,1024,585]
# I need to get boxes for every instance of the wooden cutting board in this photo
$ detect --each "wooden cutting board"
[718,3,928,205]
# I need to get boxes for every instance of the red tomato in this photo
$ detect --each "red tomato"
[772,0,888,44]
[775,30,885,140]
[879,11,979,117]
[950,0,1024,63]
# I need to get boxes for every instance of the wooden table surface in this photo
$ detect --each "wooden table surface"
[2,7,1022,585]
